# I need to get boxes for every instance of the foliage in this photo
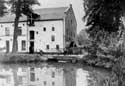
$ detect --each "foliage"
[83,0,125,86]
[8,0,40,18]
[0,0,7,16]
[77,29,90,46]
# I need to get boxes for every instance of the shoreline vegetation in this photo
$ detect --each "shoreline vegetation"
[0,53,120,70]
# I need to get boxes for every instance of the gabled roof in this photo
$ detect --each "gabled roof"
[0,7,69,23]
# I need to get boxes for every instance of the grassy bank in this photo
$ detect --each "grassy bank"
[0,53,48,63]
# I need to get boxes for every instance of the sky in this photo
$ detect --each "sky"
[34,0,85,33]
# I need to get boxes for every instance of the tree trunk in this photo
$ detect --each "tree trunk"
[12,0,21,53]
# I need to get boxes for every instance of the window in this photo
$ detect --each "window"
[18,76,23,84]
[51,35,55,42]
[27,17,35,26]
[5,27,10,36]
[52,72,55,78]
[56,45,59,50]
[52,82,55,86]
[52,27,55,31]
[43,27,46,31]
[22,40,26,51]
[46,45,49,49]
[30,31,34,40]
[18,27,22,35]
[30,72,35,81]
[6,77,11,84]
[30,67,34,71]
[43,81,47,86]
[22,68,26,72]
[71,20,72,24]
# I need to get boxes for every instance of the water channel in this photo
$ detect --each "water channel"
[0,62,109,86]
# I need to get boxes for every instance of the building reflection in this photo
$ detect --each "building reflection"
[0,64,89,86]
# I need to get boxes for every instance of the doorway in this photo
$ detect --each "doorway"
[29,41,34,53]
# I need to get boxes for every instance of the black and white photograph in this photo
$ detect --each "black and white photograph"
[0,0,125,86]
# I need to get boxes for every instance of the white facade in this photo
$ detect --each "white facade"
[0,22,28,53]
[29,20,64,52]
[0,20,65,53]
[0,6,77,53]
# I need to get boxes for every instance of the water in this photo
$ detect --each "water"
[0,62,109,86]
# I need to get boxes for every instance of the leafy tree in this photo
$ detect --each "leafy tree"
[7,0,40,53]
[83,0,125,86]
[77,29,89,46]
[0,0,7,16]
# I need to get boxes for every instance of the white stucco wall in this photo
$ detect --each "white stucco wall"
[28,20,64,52]
[0,20,64,53]
[0,22,28,53]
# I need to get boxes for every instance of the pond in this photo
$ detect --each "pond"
[0,62,109,86]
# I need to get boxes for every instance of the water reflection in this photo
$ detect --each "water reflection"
[0,63,102,86]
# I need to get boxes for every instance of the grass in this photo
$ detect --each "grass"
[0,53,47,63]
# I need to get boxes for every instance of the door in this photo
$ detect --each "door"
[6,41,9,53]
[29,41,34,53]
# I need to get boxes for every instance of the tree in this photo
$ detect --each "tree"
[7,0,40,53]
[0,0,7,16]
[83,0,125,86]
[77,29,89,46]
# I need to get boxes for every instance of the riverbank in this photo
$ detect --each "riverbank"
[0,53,46,63]
[0,53,124,72]
[0,53,83,63]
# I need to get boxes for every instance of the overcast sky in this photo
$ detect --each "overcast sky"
[34,0,85,33]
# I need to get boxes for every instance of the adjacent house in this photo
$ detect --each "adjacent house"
[0,4,77,53]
